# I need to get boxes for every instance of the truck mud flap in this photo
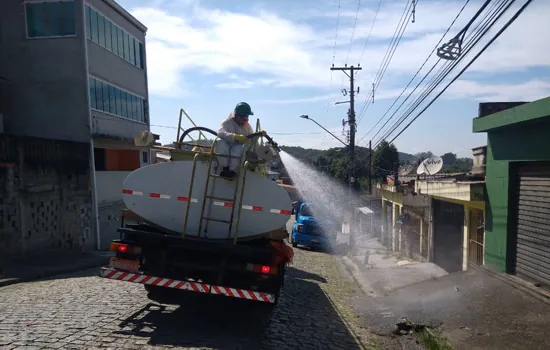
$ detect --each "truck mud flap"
[99,267,276,303]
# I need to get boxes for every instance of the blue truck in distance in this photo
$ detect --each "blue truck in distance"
[290,200,337,250]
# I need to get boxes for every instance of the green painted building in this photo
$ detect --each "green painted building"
[473,96,550,288]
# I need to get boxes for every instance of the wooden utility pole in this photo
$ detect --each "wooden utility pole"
[331,64,362,195]
[368,140,372,195]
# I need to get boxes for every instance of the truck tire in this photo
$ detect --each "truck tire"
[290,235,297,248]
[271,263,286,305]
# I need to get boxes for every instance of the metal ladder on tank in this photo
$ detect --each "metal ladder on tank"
[181,138,249,240]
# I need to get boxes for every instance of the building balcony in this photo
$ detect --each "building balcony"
[377,183,403,193]
[415,179,485,202]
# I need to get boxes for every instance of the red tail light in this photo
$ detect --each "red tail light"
[246,263,277,275]
[109,242,141,255]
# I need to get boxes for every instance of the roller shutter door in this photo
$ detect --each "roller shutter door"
[515,162,550,287]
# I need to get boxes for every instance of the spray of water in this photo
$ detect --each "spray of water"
[279,151,361,229]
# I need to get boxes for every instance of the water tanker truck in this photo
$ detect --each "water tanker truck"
[100,111,294,306]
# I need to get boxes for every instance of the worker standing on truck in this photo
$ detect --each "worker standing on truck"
[216,102,257,178]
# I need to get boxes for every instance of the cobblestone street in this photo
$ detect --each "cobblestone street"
[0,246,380,350]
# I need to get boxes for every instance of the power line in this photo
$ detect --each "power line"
[327,0,343,116]
[345,0,363,65]
[357,0,384,65]
[356,0,415,126]
[356,0,472,146]
[348,0,523,173]
[371,0,509,149]
[384,0,533,146]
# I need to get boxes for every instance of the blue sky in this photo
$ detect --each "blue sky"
[118,0,550,157]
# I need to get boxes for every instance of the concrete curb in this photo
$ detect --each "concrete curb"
[340,255,385,297]
[0,253,112,288]
[480,265,550,305]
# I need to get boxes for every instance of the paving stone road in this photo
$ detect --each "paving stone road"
[0,246,382,350]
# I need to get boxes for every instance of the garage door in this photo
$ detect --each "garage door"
[514,162,550,287]
[433,199,464,273]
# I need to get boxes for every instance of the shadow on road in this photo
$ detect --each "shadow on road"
[114,266,364,349]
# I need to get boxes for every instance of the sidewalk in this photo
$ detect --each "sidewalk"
[0,250,113,287]
[342,234,447,295]
[339,234,550,350]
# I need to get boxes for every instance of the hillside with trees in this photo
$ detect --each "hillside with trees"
[274,144,474,192]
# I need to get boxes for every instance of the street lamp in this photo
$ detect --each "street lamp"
[299,115,348,147]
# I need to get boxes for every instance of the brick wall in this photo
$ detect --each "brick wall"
[0,135,94,258]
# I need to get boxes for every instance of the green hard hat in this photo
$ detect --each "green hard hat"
[234,102,254,116]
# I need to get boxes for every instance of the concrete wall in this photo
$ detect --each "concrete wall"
[92,110,149,140]
[0,135,94,257]
[97,201,125,250]
[483,117,550,272]
[95,170,130,204]
[0,0,90,143]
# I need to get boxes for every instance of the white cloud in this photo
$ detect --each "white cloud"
[132,0,550,98]
[446,79,550,101]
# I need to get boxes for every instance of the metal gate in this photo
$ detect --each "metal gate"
[433,199,464,273]
[514,162,550,288]
[468,209,484,266]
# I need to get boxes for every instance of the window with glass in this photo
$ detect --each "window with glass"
[89,76,146,123]
[84,5,145,69]
[26,1,76,38]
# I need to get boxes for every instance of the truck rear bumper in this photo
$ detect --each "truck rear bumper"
[100,267,276,303]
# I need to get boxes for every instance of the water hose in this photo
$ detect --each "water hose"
[179,127,281,152]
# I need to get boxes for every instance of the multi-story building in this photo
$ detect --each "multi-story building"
[0,0,151,250]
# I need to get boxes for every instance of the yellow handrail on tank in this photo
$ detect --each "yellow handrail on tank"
[176,108,213,149]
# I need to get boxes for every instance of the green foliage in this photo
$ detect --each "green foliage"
[441,152,457,166]
[440,157,473,173]
[372,141,399,181]
[415,151,434,160]
[277,144,473,192]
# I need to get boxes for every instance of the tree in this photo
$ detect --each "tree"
[372,141,399,181]
[415,151,433,161]
[441,152,457,166]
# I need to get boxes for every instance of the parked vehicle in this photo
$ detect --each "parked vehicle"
[290,200,337,250]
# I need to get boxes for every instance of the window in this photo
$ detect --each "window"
[117,26,124,58]
[102,80,110,112]
[120,90,127,118]
[129,37,135,65]
[111,23,118,56]
[85,5,91,40]
[139,42,145,69]
[98,14,105,47]
[94,148,107,171]
[89,77,97,109]
[89,77,146,123]
[108,85,116,115]
[138,99,144,122]
[129,94,136,121]
[134,39,141,68]
[105,19,112,52]
[115,88,122,117]
[26,1,76,38]
[123,32,130,61]
[142,151,148,164]
[95,80,103,111]
[84,5,144,69]
[90,7,98,43]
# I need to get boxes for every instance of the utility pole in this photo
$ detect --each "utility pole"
[331,64,362,197]
[368,140,372,195]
